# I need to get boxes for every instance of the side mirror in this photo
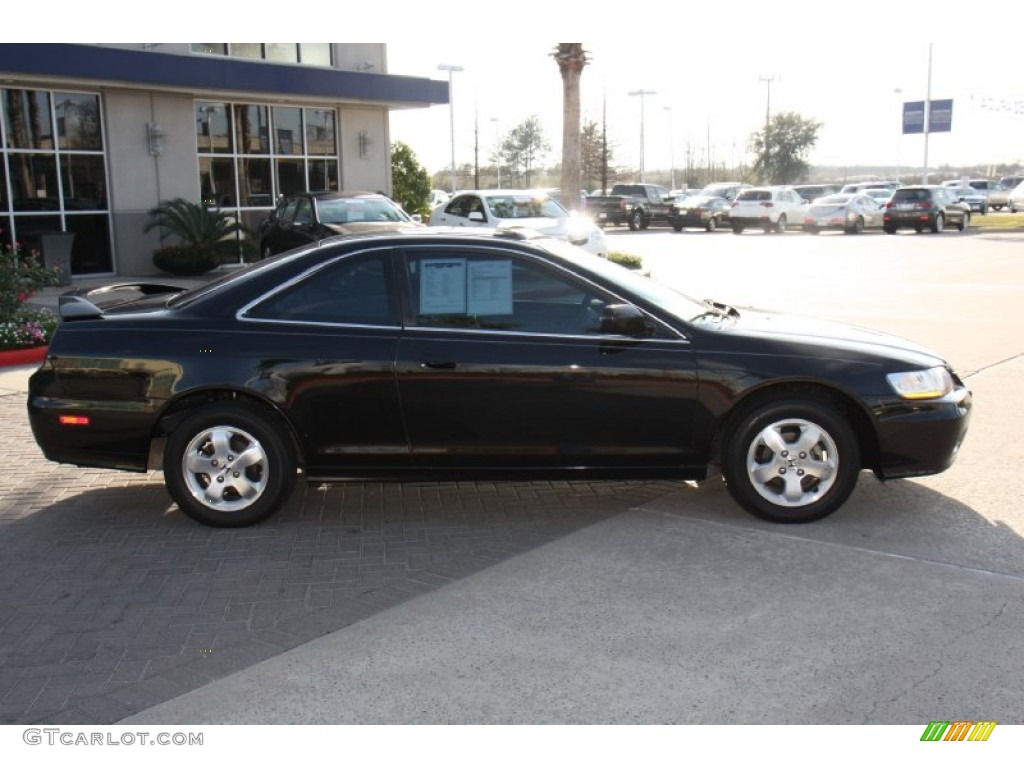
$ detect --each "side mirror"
[468,211,486,222]
[600,304,651,337]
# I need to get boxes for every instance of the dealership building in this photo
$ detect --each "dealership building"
[0,43,446,277]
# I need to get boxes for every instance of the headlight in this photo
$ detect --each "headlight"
[886,367,954,399]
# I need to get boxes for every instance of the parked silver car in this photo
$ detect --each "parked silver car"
[803,193,885,234]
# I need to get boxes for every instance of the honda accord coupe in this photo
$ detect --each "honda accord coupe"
[28,228,971,528]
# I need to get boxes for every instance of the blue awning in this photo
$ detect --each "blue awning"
[0,44,448,107]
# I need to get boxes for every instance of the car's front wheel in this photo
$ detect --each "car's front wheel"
[164,403,296,527]
[930,213,944,233]
[705,217,718,232]
[958,212,970,232]
[722,398,860,523]
[628,210,643,231]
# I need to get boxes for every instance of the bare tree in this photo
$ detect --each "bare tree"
[553,44,589,210]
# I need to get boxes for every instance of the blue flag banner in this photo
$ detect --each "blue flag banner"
[903,101,925,134]
[929,99,953,132]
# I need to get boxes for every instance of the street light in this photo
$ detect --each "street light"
[490,116,501,188]
[893,87,903,182]
[664,106,675,190]
[759,74,774,180]
[628,89,656,182]
[438,63,463,193]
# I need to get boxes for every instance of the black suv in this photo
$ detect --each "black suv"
[883,186,970,234]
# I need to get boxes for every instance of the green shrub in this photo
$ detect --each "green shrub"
[607,251,643,270]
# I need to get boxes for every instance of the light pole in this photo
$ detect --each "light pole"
[628,89,656,182]
[664,106,676,190]
[438,64,463,193]
[893,87,903,182]
[490,116,501,188]
[759,74,774,181]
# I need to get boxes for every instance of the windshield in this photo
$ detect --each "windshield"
[318,197,410,225]
[538,240,712,324]
[485,194,567,219]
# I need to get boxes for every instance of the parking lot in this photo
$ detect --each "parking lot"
[2,226,1023,725]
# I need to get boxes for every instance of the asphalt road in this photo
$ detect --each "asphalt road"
[2,226,1022,728]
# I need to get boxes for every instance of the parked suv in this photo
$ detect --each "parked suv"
[729,187,807,234]
[883,186,970,234]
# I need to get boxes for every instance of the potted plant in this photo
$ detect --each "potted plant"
[0,234,62,365]
[145,198,247,276]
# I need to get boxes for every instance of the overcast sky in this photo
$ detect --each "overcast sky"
[388,28,1023,179]
[29,3,1024,181]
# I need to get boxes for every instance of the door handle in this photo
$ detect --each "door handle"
[420,361,457,370]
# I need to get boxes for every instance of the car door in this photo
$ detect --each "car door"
[239,248,409,473]
[394,245,700,469]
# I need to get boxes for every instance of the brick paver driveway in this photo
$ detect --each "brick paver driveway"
[0,389,677,724]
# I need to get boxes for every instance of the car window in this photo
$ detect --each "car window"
[293,197,313,225]
[737,190,771,202]
[405,250,613,336]
[444,196,472,218]
[485,194,565,219]
[245,252,397,326]
[276,197,299,225]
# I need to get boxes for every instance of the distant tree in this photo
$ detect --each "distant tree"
[553,44,589,210]
[498,116,550,187]
[581,119,615,191]
[390,141,432,216]
[749,112,823,185]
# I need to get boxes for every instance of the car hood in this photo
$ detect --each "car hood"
[722,306,947,368]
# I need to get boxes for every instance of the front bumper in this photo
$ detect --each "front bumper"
[873,385,971,479]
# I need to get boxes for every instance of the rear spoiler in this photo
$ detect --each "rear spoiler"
[58,282,189,320]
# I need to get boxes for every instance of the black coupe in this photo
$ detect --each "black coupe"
[28,228,971,527]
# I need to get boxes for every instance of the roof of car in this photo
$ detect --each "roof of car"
[295,191,391,200]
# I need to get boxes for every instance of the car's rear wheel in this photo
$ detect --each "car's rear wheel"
[846,216,864,234]
[722,398,860,523]
[672,223,684,232]
[164,404,296,527]
[958,212,970,232]
[732,224,745,234]
[628,210,643,231]
[805,225,819,235]
[930,213,944,233]
[706,217,717,232]
[883,225,897,234]
[774,214,787,234]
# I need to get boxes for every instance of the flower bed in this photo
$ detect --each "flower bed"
[1,232,63,354]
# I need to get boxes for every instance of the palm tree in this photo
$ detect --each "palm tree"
[144,198,246,274]
[553,44,589,212]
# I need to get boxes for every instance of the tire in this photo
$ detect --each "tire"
[705,217,717,233]
[980,206,988,216]
[672,223,684,232]
[991,205,1003,212]
[805,225,819,235]
[930,213,944,233]
[883,225,897,234]
[164,403,296,527]
[845,216,864,235]
[722,398,861,523]
[958,212,970,232]
[639,214,650,230]
[732,224,745,235]
[628,210,643,231]
[774,214,787,234]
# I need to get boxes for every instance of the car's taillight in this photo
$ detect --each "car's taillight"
[917,202,931,210]
[59,415,90,426]
[885,202,894,209]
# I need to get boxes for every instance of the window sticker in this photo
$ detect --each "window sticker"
[467,260,513,315]
[420,258,467,314]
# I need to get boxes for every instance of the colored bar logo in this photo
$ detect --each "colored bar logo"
[921,721,997,741]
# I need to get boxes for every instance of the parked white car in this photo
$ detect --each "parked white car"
[729,186,808,234]
[1008,180,1024,214]
[428,190,608,257]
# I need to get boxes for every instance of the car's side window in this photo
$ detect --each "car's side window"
[444,197,470,218]
[405,250,613,336]
[277,198,298,225]
[294,197,313,225]
[246,252,397,326]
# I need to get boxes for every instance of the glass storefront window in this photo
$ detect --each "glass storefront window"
[275,159,305,198]
[60,155,107,210]
[264,44,298,63]
[54,93,102,150]
[272,107,302,155]
[231,44,262,59]
[305,108,336,156]
[8,154,59,211]
[199,157,237,208]
[239,158,272,207]
[234,104,269,155]
[3,89,54,150]
[299,44,332,66]
[308,159,338,192]
[195,102,232,154]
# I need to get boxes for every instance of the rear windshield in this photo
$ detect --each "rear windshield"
[736,190,771,202]
[891,189,932,202]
